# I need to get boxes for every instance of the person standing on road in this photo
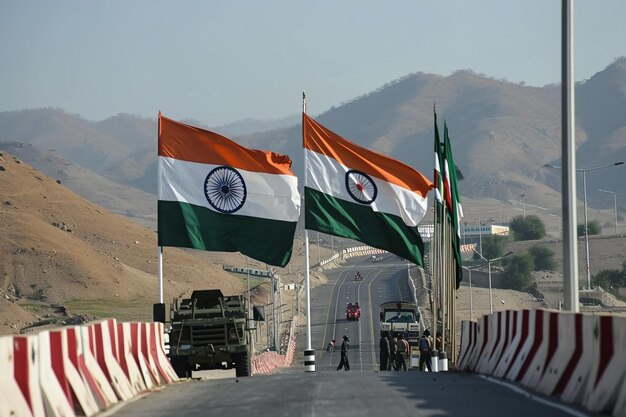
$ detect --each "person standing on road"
[395,334,409,371]
[379,331,391,371]
[337,335,350,371]
[419,330,433,372]
[390,333,399,370]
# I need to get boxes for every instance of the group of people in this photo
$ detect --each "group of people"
[354,271,363,281]
[379,329,439,372]
[332,329,441,372]
[378,331,411,371]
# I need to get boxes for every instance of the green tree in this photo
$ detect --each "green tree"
[509,215,546,241]
[578,219,601,236]
[528,245,556,271]
[592,269,622,291]
[479,235,507,261]
[502,254,534,290]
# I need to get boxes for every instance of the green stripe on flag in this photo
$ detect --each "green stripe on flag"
[304,187,424,266]
[158,200,297,267]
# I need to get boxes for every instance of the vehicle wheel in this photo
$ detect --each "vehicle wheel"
[234,350,251,377]
[170,356,191,378]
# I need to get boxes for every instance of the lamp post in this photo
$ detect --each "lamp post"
[474,250,513,314]
[598,189,618,235]
[545,162,624,289]
[461,266,478,320]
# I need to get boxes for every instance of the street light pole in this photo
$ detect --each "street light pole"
[473,250,513,315]
[598,189,618,235]
[461,266,475,320]
[544,162,624,290]
[582,170,590,289]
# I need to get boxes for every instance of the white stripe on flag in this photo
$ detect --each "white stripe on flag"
[159,156,300,222]
[305,149,427,227]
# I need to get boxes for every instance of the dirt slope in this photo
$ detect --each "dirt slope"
[0,152,246,334]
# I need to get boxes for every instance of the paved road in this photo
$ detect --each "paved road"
[108,256,594,417]
[109,370,592,417]
[311,255,414,371]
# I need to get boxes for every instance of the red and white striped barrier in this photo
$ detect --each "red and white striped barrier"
[13,335,46,417]
[117,322,148,394]
[493,310,524,378]
[466,315,489,371]
[0,336,33,417]
[51,327,101,416]
[457,309,626,417]
[519,310,560,388]
[0,320,180,417]
[557,314,596,405]
[92,320,136,400]
[37,331,76,417]
[582,315,626,414]
[149,322,178,383]
[130,322,158,389]
[457,320,477,371]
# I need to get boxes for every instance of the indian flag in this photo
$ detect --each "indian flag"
[303,113,433,266]
[158,113,300,267]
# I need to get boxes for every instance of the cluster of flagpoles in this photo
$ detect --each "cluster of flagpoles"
[431,107,463,365]
[156,96,449,372]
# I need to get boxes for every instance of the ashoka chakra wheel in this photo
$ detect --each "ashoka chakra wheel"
[345,169,377,205]
[204,166,247,213]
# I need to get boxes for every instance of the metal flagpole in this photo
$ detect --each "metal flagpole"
[154,112,166,323]
[561,0,579,312]
[302,92,315,372]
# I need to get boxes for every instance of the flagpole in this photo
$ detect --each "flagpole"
[302,91,315,372]
[154,111,165,324]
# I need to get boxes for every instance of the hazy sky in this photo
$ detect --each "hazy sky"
[2,1,625,127]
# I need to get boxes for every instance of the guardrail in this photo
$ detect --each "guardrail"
[251,320,297,375]
[457,310,626,417]
[0,319,178,417]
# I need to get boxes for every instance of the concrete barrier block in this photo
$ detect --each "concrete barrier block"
[37,331,76,417]
[583,316,626,413]
[79,326,119,406]
[0,336,33,417]
[117,322,148,394]
[520,310,559,388]
[559,314,596,405]
[493,310,524,378]
[130,322,157,389]
[13,335,46,417]
[92,320,136,400]
[56,327,101,416]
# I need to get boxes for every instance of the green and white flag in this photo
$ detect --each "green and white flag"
[302,113,433,266]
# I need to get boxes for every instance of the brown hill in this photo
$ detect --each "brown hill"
[3,59,626,221]
[0,151,246,335]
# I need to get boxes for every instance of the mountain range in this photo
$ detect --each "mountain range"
[2,58,626,231]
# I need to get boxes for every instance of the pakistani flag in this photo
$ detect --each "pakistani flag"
[302,113,433,266]
[158,113,300,267]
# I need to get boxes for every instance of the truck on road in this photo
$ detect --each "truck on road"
[379,301,421,359]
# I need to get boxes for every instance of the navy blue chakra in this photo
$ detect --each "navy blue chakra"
[204,166,247,213]
[345,169,377,204]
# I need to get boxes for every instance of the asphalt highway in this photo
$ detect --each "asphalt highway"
[108,256,594,417]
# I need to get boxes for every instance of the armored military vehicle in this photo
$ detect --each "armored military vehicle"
[167,289,253,378]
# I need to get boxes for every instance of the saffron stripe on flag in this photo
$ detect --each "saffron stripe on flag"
[303,114,431,195]
[159,115,294,175]
[305,149,427,227]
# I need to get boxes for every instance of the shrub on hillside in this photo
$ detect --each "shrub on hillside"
[473,235,508,261]
[502,254,534,290]
[528,245,556,271]
[509,215,546,241]
[578,219,601,236]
